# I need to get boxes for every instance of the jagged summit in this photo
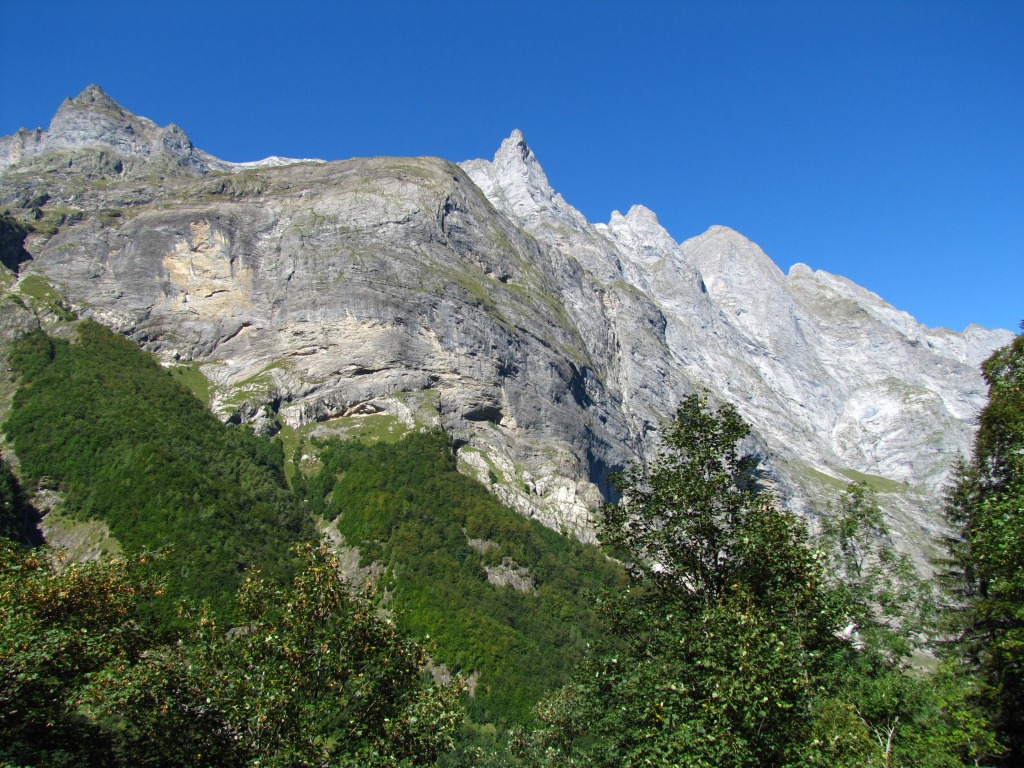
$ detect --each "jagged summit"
[0,85,322,177]
[461,130,559,224]
[484,129,556,202]
[65,83,122,111]
[0,83,209,177]
[0,88,1015,561]
[496,128,531,162]
[599,206,680,264]
[461,132,625,280]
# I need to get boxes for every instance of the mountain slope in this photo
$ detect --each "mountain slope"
[0,85,1013,556]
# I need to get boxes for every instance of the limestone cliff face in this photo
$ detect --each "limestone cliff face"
[0,87,1013,553]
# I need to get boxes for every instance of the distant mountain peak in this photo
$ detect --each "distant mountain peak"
[0,83,211,177]
[492,129,548,184]
[67,83,121,109]
[0,85,325,179]
[601,206,679,264]
[498,129,530,159]
[53,84,144,136]
[621,205,661,228]
[460,130,561,225]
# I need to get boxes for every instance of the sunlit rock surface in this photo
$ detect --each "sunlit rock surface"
[1,87,1013,555]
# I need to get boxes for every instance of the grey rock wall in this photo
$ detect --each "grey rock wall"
[0,87,1013,555]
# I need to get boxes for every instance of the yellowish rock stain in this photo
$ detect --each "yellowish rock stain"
[161,221,253,317]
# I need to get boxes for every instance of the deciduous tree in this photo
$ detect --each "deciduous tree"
[513,394,1000,767]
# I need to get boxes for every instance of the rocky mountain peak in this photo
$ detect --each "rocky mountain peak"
[487,129,556,201]
[0,84,209,176]
[682,225,785,286]
[1,89,1015,568]
[461,133,626,280]
[65,83,123,111]
[600,205,680,265]
[496,128,531,163]
[461,131,568,231]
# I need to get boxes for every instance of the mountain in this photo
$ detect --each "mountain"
[0,84,321,180]
[0,85,1013,558]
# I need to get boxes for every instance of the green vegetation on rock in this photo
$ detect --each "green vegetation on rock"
[3,321,314,623]
[305,431,627,725]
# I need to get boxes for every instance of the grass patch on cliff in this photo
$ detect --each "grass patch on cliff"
[278,412,412,484]
[839,468,917,494]
[16,275,74,319]
[166,361,213,405]
[336,412,406,442]
[798,463,918,496]
[802,465,851,492]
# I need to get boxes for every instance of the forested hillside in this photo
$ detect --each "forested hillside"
[1,318,1021,766]
[4,321,314,622]
[304,433,626,723]
[0,320,624,727]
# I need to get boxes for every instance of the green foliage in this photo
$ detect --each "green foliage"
[942,327,1024,762]
[81,545,461,767]
[3,322,314,622]
[600,394,803,606]
[820,483,936,659]
[306,431,626,725]
[513,394,998,767]
[0,542,461,767]
[0,458,33,545]
[0,542,160,767]
[1,321,626,731]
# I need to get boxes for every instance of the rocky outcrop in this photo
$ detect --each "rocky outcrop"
[0,88,1013,556]
[0,84,321,180]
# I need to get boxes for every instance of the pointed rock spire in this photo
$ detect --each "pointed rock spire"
[460,130,560,225]
[601,205,680,264]
[488,129,554,198]
[494,129,532,163]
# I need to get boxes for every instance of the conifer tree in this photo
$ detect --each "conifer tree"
[943,326,1024,764]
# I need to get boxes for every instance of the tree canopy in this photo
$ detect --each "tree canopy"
[0,542,461,767]
[3,321,314,624]
[513,394,999,767]
[943,327,1024,763]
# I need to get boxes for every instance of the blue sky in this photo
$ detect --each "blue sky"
[1,0,1020,332]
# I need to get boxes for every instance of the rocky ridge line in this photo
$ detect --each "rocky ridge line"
[0,87,1014,556]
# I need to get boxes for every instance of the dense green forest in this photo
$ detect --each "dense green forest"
[0,321,625,738]
[4,321,314,622]
[1,318,1022,766]
[304,433,626,723]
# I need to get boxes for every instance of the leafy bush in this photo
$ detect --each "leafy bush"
[0,542,461,767]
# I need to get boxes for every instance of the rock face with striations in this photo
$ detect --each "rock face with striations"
[0,86,1013,553]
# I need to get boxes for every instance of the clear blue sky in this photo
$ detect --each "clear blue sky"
[1,0,1020,332]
